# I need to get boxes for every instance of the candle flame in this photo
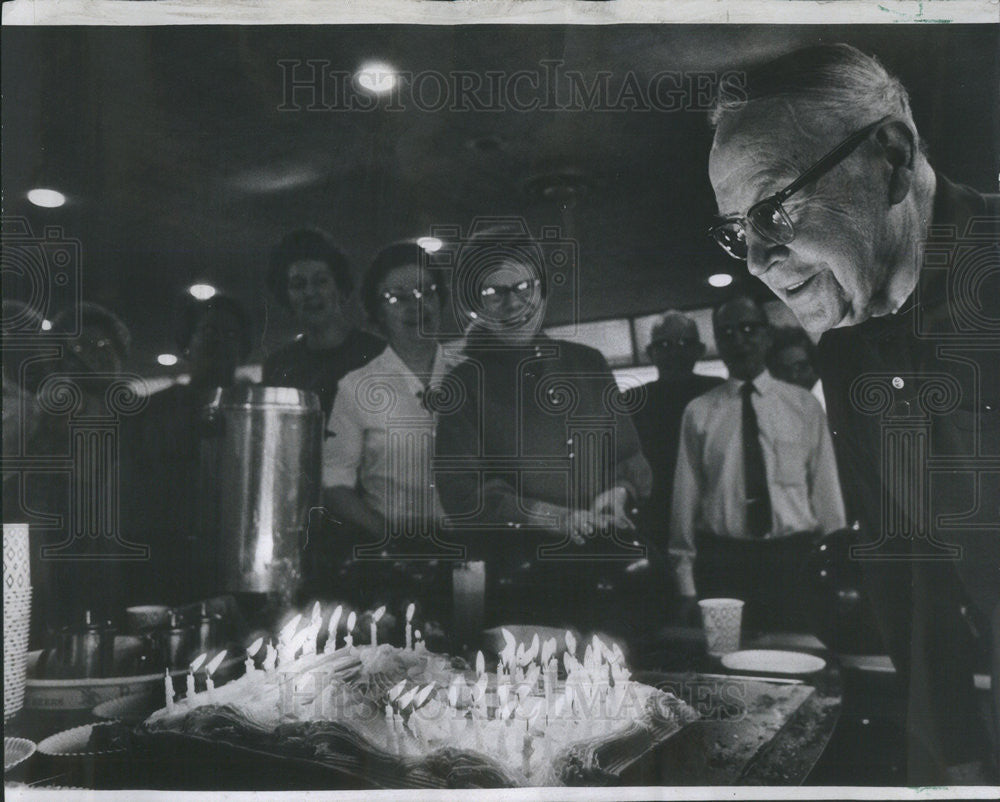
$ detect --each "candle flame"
[448,678,460,707]
[476,651,485,675]
[415,682,435,708]
[406,603,415,622]
[501,627,516,653]
[541,638,556,665]
[398,686,419,709]
[279,613,302,641]
[414,629,421,640]
[290,627,311,653]
[311,601,322,622]
[565,631,576,656]
[190,653,208,672]
[347,611,357,630]
[527,633,540,662]
[248,637,264,657]
[372,605,386,622]
[206,650,227,676]
[328,605,343,637]
[388,679,407,702]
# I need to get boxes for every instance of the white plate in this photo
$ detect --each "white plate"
[721,649,826,675]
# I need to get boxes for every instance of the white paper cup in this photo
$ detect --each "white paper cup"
[699,598,744,656]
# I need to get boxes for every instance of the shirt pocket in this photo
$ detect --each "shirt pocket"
[773,439,810,487]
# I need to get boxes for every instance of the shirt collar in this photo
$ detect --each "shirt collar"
[725,369,775,396]
[379,343,450,393]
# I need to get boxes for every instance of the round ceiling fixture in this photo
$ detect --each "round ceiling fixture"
[708,273,733,288]
[417,237,443,253]
[188,284,217,300]
[356,61,398,95]
[27,188,66,208]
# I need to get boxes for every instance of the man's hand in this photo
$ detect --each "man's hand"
[676,595,701,628]
[590,486,635,532]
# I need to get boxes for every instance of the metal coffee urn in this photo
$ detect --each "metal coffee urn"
[204,386,322,602]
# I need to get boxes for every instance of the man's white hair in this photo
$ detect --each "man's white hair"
[711,43,920,142]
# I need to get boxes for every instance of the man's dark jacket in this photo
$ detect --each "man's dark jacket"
[817,174,999,781]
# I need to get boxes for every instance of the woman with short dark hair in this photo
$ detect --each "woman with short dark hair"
[262,229,384,417]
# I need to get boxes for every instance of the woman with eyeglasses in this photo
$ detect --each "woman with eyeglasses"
[434,232,653,634]
[314,242,457,610]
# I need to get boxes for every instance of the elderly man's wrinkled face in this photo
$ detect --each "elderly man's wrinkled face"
[709,102,893,336]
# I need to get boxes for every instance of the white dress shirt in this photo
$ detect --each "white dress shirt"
[323,344,457,531]
[669,370,845,597]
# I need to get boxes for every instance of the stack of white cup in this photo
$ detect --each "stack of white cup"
[4,523,33,720]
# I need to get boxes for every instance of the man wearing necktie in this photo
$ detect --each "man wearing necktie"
[669,296,846,630]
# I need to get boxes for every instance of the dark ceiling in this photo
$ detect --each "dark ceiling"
[3,24,997,374]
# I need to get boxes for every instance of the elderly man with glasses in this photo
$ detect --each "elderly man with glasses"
[707,43,999,783]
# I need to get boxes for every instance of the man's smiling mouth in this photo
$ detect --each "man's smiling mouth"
[784,274,817,297]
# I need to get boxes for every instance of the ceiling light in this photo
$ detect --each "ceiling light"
[157,354,179,367]
[41,319,53,331]
[27,188,66,208]
[417,237,443,253]
[708,273,733,288]
[356,61,398,94]
[188,284,217,300]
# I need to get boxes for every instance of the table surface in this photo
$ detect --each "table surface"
[5,627,841,789]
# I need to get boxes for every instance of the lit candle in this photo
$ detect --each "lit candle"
[278,613,302,665]
[327,605,343,653]
[188,653,207,701]
[384,704,397,753]
[565,630,577,659]
[370,605,386,646]
[345,611,356,650]
[263,641,277,672]
[303,602,322,656]
[521,728,534,777]
[245,637,264,676]
[205,650,227,701]
[164,668,175,713]
[405,603,415,650]
[448,676,464,740]
[475,650,485,678]
[414,629,424,652]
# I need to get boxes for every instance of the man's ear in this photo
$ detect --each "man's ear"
[875,119,917,206]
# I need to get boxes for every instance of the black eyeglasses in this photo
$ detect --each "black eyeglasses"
[381,284,438,306]
[479,278,540,303]
[648,337,699,351]
[709,116,891,261]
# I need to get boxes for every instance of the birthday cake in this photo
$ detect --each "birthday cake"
[136,609,698,788]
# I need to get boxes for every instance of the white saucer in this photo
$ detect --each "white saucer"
[721,649,826,676]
